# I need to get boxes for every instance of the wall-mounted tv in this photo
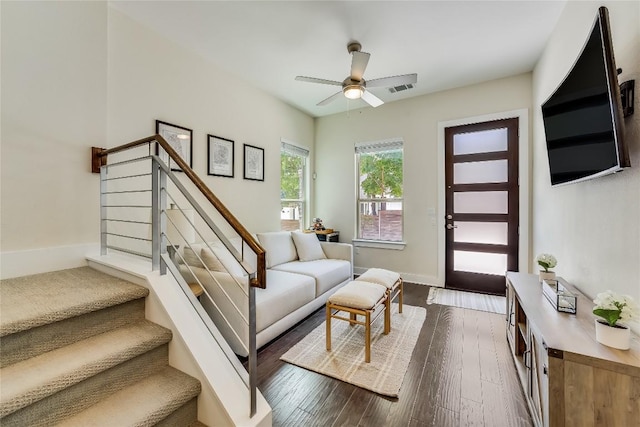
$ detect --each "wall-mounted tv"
[541,6,630,186]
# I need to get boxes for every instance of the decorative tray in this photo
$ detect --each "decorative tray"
[542,279,577,314]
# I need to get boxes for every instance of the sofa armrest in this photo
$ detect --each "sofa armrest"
[320,240,353,262]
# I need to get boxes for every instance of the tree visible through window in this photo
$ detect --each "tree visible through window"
[281,141,308,231]
[356,140,403,241]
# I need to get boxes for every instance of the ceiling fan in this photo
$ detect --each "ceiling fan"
[295,41,417,108]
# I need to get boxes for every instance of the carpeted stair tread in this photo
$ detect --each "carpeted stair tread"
[55,366,201,427]
[0,267,149,336]
[0,320,171,417]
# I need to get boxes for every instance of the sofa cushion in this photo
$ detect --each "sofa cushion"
[183,246,204,268]
[257,231,298,268]
[291,231,326,262]
[256,270,316,332]
[200,247,225,271]
[271,259,351,297]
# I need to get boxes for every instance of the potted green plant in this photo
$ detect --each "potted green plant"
[593,291,638,350]
[536,253,557,283]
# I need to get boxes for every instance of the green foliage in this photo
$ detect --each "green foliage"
[281,152,304,199]
[359,151,403,198]
[593,308,622,327]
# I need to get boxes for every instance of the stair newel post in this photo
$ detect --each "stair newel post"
[151,155,162,272]
[248,280,257,417]
[100,165,108,256]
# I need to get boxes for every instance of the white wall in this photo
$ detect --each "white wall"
[107,8,314,235]
[532,1,640,331]
[315,74,532,284]
[0,2,315,278]
[1,1,107,273]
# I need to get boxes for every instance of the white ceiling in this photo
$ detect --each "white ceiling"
[111,1,567,118]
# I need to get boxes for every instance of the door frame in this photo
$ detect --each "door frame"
[436,109,530,287]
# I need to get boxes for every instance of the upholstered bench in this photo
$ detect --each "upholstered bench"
[355,268,403,313]
[326,280,390,363]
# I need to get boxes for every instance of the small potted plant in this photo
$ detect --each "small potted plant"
[536,253,557,283]
[593,291,638,350]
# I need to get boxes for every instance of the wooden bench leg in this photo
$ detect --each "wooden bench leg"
[365,311,371,363]
[384,293,391,335]
[326,304,332,352]
[399,279,404,313]
[350,312,357,325]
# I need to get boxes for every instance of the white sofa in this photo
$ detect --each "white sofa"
[178,231,353,356]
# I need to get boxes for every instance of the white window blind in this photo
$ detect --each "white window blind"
[281,141,309,158]
[355,139,403,154]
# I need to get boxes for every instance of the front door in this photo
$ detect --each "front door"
[444,118,519,295]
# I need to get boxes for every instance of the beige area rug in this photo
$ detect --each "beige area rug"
[280,304,425,397]
[427,287,506,315]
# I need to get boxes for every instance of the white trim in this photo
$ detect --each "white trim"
[352,239,406,250]
[436,109,530,286]
[0,243,100,279]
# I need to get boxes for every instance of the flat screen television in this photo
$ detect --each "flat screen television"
[541,6,630,186]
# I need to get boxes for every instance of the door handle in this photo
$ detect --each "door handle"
[446,224,458,230]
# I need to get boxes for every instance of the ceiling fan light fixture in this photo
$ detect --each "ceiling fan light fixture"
[343,85,363,100]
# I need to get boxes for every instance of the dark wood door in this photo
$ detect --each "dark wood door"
[445,118,519,295]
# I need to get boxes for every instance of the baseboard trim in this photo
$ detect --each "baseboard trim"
[353,266,441,287]
[1,243,100,279]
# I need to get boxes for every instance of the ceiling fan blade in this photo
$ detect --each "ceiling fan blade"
[366,73,418,88]
[317,91,343,106]
[350,51,370,82]
[361,90,384,108]
[295,76,342,86]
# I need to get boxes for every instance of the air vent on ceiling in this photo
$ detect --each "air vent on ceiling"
[388,83,414,94]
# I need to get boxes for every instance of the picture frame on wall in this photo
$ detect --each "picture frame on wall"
[243,144,264,181]
[208,134,234,178]
[155,120,193,172]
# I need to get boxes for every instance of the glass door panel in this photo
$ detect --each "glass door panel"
[453,128,508,155]
[454,221,508,245]
[454,159,508,184]
[454,251,507,275]
[454,191,508,214]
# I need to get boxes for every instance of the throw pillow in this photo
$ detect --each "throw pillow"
[211,245,247,277]
[256,231,298,268]
[200,247,225,272]
[291,231,326,262]
[183,246,204,268]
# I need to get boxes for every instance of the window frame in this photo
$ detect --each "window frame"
[354,139,405,248]
[280,140,309,231]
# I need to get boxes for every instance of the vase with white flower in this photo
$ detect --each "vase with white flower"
[593,291,638,350]
[536,253,557,283]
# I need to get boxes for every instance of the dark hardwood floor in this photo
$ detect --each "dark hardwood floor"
[253,283,533,426]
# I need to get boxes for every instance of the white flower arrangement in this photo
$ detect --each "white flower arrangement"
[536,253,557,272]
[593,291,639,327]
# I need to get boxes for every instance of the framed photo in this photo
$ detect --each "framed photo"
[155,120,193,172]
[208,134,234,178]
[243,144,264,181]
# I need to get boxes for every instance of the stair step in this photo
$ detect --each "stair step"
[55,366,201,427]
[0,267,149,336]
[1,298,146,368]
[0,320,171,419]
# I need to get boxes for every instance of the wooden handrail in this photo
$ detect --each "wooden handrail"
[92,135,266,289]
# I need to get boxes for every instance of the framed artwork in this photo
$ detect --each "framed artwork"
[243,144,264,181]
[208,134,234,178]
[155,120,193,172]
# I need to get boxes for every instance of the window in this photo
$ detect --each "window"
[356,140,404,242]
[280,141,309,231]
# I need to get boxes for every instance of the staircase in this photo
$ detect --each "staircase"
[0,267,206,426]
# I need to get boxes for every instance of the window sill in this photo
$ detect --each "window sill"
[352,239,406,250]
